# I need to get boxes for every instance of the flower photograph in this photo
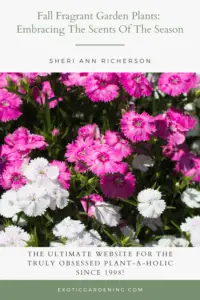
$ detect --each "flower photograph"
[0,72,200,247]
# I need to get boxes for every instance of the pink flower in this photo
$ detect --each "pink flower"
[1,161,26,190]
[78,124,100,140]
[120,111,156,143]
[158,73,199,96]
[0,145,21,170]
[80,194,104,217]
[120,73,152,98]
[85,73,119,102]
[183,73,199,90]
[175,152,200,182]
[100,164,135,199]
[0,89,22,122]
[50,160,71,189]
[163,143,189,161]
[154,114,168,139]
[0,73,23,88]
[74,161,89,173]
[5,127,47,155]
[105,130,133,158]
[166,108,197,145]
[61,73,89,87]
[85,144,124,176]
[65,137,94,165]
[24,73,48,84]
[51,128,60,136]
[33,81,62,108]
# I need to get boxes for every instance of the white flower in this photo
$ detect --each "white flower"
[94,202,121,227]
[190,228,200,247]
[0,190,20,218]
[17,184,50,217]
[184,103,195,112]
[137,189,166,218]
[89,230,107,246]
[181,188,200,208]
[155,236,189,247]
[181,216,200,233]
[142,217,163,231]
[0,225,30,247]
[53,217,85,239]
[181,216,200,247]
[65,230,106,247]
[23,157,59,183]
[48,183,69,210]
[132,155,154,172]
[66,232,94,247]
[50,242,65,247]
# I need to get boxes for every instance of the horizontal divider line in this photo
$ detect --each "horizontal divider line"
[75,44,125,46]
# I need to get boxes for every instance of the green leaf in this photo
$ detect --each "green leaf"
[103,229,118,244]
[45,213,54,224]
[171,221,182,232]
[43,94,51,133]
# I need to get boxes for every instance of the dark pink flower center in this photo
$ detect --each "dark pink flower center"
[114,174,125,187]
[1,100,9,107]
[97,152,109,162]
[0,156,6,164]
[133,118,143,128]
[12,174,21,182]
[100,81,107,87]
[133,75,142,83]
[78,147,86,157]
[169,75,181,85]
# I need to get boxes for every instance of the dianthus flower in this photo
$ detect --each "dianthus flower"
[50,160,71,189]
[0,145,21,170]
[65,137,94,173]
[78,124,100,140]
[24,73,48,84]
[0,89,22,122]
[175,152,200,182]
[80,194,104,217]
[165,108,197,145]
[120,111,156,143]
[94,202,121,227]
[0,225,30,247]
[0,73,23,88]
[100,164,135,199]
[137,189,166,218]
[105,130,133,158]
[33,81,62,108]
[85,73,119,102]
[162,142,189,161]
[61,72,89,87]
[85,143,124,176]
[1,161,26,190]
[181,188,200,208]
[5,127,47,155]
[158,73,199,96]
[120,73,152,98]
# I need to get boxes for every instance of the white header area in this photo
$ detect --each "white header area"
[0,247,199,280]
[0,0,199,72]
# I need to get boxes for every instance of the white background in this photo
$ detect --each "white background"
[0,247,199,280]
[0,0,199,71]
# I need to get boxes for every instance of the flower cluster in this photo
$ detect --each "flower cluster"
[0,72,200,247]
